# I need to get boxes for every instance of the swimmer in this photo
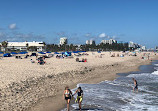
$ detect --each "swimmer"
[132,78,138,92]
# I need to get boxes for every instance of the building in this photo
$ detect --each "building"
[101,39,117,44]
[141,46,147,50]
[1,41,45,51]
[128,41,136,48]
[86,40,90,44]
[128,41,141,49]
[60,37,67,45]
[86,40,95,45]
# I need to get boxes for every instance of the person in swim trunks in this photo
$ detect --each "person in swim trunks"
[63,86,72,111]
[133,78,138,92]
[73,87,83,111]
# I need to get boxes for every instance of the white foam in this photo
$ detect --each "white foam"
[152,71,158,75]
[154,64,158,66]
[63,69,158,111]
[127,73,150,78]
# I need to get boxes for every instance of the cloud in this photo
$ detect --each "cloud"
[111,35,120,40]
[0,32,8,40]
[9,23,17,30]
[119,34,125,37]
[0,32,5,37]
[98,33,120,40]
[56,31,67,37]
[99,33,111,39]
[85,33,91,37]
[99,33,107,38]
[0,31,45,42]
[12,32,45,41]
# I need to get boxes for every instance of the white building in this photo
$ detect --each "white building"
[60,37,67,45]
[128,41,136,48]
[86,40,95,45]
[141,46,147,50]
[86,40,90,44]
[128,41,141,49]
[101,39,117,44]
[1,41,44,51]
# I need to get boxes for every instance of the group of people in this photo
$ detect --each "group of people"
[76,58,87,62]
[63,86,83,111]
[30,56,46,65]
[37,57,46,65]
[63,78,138,111]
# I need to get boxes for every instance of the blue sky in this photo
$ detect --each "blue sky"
[0,0,158,48]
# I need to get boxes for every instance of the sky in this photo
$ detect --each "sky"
[0,0,158,48]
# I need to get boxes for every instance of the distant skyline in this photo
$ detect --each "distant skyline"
[0,0,158,48]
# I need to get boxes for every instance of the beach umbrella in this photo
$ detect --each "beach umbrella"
[54,52,60,54]
[65,52,71,56]
[72,51,79,53]
[61,52,65,54]
[11,52,18,54]
[19,52,28,54]
[46,51,51,53]
[0,52,4,54]
[3,53,12,57]
[38,52,46,54]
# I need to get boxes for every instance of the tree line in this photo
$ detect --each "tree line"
[46,42,132,52]
[0,41,134,52]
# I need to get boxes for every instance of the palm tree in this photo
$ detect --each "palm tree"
[26,43,29,51]
[1,41,8,53]
[43,42,46,51]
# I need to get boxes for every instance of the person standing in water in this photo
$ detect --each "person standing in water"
[133,78,138,92]
[73,87,83,111]
[63,86,72,111]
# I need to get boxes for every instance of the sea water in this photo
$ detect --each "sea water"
[62,60,158,111]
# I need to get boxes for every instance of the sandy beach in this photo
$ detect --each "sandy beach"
[0,51,157,111]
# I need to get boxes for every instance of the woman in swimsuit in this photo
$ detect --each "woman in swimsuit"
[73,87,83,111]
[63,86,72,111]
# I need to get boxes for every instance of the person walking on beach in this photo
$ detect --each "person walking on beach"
[132,78,138,92]
[63,86,72,111]
[73,87,83,111]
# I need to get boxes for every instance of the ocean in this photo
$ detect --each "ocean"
[62,60,158,111]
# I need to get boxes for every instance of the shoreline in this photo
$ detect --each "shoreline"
[60,59,155,111]
[28,56,158,111]
[0,52,157,111]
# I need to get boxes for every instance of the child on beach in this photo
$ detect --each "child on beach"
[73,87,83,111]
[63,86,72,111]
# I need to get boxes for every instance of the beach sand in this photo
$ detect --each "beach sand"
[0,51,157,111]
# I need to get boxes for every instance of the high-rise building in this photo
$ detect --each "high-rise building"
[101,39,117,44]
[60,37,67,45]
[86,40,95,45]
[141,46,147,50]
[86,40,90,45]
[128,41,141,49]
[128,41,135,48]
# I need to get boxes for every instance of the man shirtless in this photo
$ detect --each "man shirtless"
[132,78,138,92]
